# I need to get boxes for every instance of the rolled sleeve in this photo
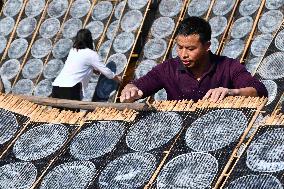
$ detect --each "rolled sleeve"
[132,63,164,98]
[90,51,115,79]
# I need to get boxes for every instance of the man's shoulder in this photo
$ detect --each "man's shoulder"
[212,53,241,67]
[161,57,180,68]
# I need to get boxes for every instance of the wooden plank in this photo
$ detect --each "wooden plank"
[14,93,148,110]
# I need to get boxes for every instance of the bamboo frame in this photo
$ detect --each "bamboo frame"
[10,0,52,88]
[215,0,241,55]
[161,0,189,63]
[0,0,6,16]
[93,0,119,51]
[113,1,151,100]
[239,0,266,63]
[251,20,284,76]
[94,0,129,64]
[31,0,76,89]
[116,0,188,103]
[217,113,284,188]
[0,0,29,64]
[244,7,284,74]
[213,98,267,188]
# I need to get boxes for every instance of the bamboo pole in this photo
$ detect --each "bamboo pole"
[13,94,148,110]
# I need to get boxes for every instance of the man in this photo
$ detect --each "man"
[120,16,268,103]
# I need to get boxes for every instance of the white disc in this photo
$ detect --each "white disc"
[265,0,284,10]
[144,38,167,60]
[0,162,37,189]
[251,33,273,57]
[39,18,60,39]
[52,38,73,59]
[98,40,112,61]
[39,161,96,189]
[258,10,283,33]
[12,79,34,95]
[171,42,178,58]
[121,10,143,32]
[239,0,261,16]
[261,80,277,106]
[70,121,124,160]
[114,1,126,19]
[126,112,183,151]
[8,38,28,59]
[209,16,227,37]
[0,59,20,79]
[92,1,113,21]
[105,53,127,74]
[113,32,135,53]
[43,59,64,79]
[106,20,119,40]
[0,17,15,36]
[128,0,148,9]
[154,88,167,100]
[210,37,219,53]
[157,152,218,189]
[0,36,7,54]
[245,57,261,74]
[159,0,182,17]
[185,109,248,152]
[82,82,97,101]
[151,17,175,39]
[31,38,52,58]
[187,0,211,17]
[34,79,53,97]
[257,52,284,79]
[47,0,69,18]
[225,174,283,189]
[70,0,91,18]
[0,109,19,145]
[213,0,235,16]
[1,77,12,93]
[275,29,284,51]
[13,123,69,161]
[135,59,157,79]
[22,58,43,79]
[222,39,245,59]
[85,20,104,40]
[3,0,23,17]
[16,17,37,38]
[62,18,82,39]
[25,0,45,17]
[231,16,254,39]
[247,128,284,172]
[99,152,156,189]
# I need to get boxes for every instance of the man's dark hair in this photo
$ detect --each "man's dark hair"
[176,16,211,44]
[73,29,94,50]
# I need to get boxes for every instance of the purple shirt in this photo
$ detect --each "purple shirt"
[133,53,268,101]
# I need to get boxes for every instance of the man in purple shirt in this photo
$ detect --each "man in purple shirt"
[120,16,268,103]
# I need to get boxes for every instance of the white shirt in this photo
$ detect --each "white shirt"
[52,48,115,95]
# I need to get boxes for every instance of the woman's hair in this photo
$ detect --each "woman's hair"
[175,16,211,44]
[73,29,94,50]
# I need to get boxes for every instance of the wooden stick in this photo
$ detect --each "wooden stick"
[13,94,147,110]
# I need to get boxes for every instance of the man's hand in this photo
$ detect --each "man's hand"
[203,87,235,102]
[120,84,143,103]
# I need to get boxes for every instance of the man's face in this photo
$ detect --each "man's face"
[176,34,210,69]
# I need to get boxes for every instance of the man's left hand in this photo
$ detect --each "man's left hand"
[203,87,235,102]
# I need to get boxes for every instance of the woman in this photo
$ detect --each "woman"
[52,29,121,101]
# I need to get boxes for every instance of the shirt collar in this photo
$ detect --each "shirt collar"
[177,51,217,74]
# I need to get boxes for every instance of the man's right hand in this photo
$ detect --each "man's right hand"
[120,84,143,103]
